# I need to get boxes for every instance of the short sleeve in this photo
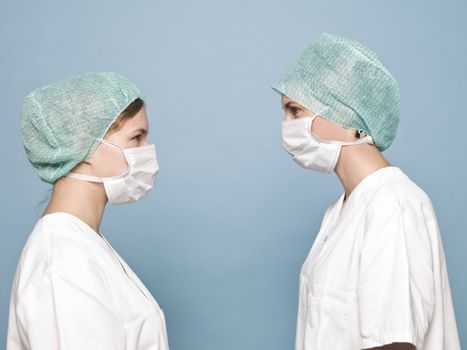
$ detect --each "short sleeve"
[16,264,126,350]
[358,187,435,349]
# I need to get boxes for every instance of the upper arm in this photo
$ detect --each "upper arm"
[358,186,435,349]
[17,264,125,350]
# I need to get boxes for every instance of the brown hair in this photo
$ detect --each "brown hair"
[106,97,145,135]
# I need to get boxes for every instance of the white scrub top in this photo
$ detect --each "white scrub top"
[7,212,169,350]
[296,166,460,350]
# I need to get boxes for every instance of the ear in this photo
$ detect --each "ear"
[356,130,369,138]
[83,144,105,166]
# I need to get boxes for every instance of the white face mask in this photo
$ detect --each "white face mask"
[66,139,159,204]
[281,110,374,173]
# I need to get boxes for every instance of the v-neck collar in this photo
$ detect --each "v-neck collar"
[39,212,162,310]
[333,166,403,222]
[39,211,110,250]
[302,166,404,275]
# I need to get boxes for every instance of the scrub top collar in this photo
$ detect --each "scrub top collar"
[39,211,110,250]
[335,165,403,219]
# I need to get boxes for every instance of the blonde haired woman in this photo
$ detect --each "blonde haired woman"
[273,33,460,350]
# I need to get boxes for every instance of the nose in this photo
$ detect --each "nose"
[284,113,294,122]
[141,136,150,146]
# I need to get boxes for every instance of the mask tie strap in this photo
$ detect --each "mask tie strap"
[65,139,125,183]
[100,139,122,150]
[65,172,103,183]
[310,106,329,122]
[339,134,374,146]
[306,106,330,132]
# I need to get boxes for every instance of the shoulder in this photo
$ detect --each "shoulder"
[364,168,434,218]
[360,168,439,251]
[12,214,102,301]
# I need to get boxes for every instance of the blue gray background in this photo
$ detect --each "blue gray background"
[1,0,466,348]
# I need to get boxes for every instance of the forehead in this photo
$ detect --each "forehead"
[281,95,305,108]
[121,108,149,130]
[281,95,292,105]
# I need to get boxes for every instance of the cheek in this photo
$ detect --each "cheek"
[108,154,129,176]
[312,121,356,142]
[95,147,129,177]
[106,133,133,149]
[311,119,342,141]
[310,119,326,136]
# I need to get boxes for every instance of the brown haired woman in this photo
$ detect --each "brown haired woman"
[7,72,169,349]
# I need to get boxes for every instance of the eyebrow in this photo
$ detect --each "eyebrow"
[133,127,148,135]
[284,101,303,110]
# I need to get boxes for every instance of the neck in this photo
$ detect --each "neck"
[42,176,107,233]
[334,144,391,201]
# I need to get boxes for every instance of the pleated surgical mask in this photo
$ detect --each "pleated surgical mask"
[281,109,374,173]
[66,139,159,204]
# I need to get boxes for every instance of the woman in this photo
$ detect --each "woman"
[272,33,460,350]
[7,72,169,349]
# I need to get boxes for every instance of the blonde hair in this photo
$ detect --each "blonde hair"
[107,97,145,135]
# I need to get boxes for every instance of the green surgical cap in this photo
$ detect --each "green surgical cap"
[21,72,141,184]
[272,33,400,151]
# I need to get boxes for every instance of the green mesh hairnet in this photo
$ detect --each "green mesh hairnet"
[272,33,400,151]
[21,72,141,184]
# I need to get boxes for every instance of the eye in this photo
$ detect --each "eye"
[132,134,142,141]
[290,106,300,115]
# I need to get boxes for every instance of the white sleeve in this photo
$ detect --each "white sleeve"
[17,264,126,350]
[358,188,435,349]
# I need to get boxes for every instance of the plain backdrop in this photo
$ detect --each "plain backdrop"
[1,0,466,349]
